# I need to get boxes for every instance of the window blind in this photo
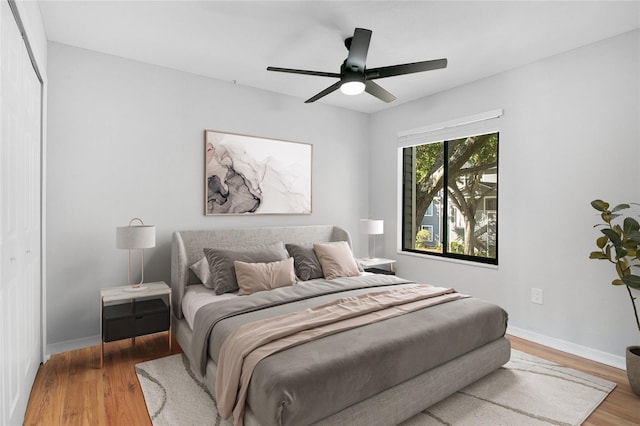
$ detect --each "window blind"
[397,109,503,148]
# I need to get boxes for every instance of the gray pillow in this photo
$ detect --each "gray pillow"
[203,242,289,295]
[285,243,324,281]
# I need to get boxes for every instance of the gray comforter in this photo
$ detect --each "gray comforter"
[192,274,508,426]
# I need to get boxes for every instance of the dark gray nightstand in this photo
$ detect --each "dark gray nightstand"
[99,281,171,368]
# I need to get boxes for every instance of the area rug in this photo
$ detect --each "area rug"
[135,350,615,426]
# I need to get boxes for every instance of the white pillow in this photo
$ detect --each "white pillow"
[233,258,297,295]
[313,241,361,280]
[189,257,212,288]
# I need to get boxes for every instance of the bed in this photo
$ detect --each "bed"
[171,225,510,426]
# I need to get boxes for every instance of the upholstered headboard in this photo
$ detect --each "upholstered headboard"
[170,225,352,319]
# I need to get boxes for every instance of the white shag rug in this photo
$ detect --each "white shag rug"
[135,350,615,426]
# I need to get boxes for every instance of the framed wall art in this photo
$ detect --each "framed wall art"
[205,130,312,215]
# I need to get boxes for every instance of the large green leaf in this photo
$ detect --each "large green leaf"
[589,251,608,259]
[612,203,631,213]
[620,257,630,271]
[591,199,609,212]
[596,235,609,249]
[622,274,640,289]
[628,230,640,241]
[624,217,640,234]
[617,246,629,259]
[602,228,622,246]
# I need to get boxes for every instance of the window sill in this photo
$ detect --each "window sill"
[396,250,499,270]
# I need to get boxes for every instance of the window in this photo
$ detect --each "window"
[425,202,433,216]
[419,225,434,243]
[398,111,501,265]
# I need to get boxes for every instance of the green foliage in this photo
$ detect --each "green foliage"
[449,241,465,254]
[414,135,498,182]
[589,199,640,334]
[414,229,432,249]
[415,143,442,183]
[451,133,498,169]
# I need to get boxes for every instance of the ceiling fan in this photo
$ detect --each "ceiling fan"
[267,27,447,104]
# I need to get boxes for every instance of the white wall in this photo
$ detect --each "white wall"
[369,30,640,367]
[46,42,370,351]
[46,29,640,367]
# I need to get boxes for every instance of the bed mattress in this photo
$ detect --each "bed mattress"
[182,284,238,330]
[191,274,508,426]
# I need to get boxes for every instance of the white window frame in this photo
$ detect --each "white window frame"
[425,202,433,217]
[419,224,434,242]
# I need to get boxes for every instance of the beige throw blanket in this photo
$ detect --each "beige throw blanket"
[215,284,468,426]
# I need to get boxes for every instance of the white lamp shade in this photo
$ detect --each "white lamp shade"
[116,225,156,249]
[360,219,384,235]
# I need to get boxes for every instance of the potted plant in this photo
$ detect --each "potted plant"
[589,199,640,395]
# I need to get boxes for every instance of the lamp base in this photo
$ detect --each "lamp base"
[124,284,146,292]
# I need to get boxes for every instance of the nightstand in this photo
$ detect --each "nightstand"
[357,257,397,275]
[99,281,171,368]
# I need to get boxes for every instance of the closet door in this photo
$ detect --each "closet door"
[0,0,43,424]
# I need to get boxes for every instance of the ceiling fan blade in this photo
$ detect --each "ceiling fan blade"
[366,58,447,80]
[344,28,372,73]
[305,81,343,103]
[365,81,396,103]
[267,66,341,78]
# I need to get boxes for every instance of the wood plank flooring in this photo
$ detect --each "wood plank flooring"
[24,333,640,425]
[24,334,181,426]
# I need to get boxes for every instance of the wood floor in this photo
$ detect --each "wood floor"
[24,333,640,425]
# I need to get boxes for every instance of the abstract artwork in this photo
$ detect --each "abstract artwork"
[205,130,312,215]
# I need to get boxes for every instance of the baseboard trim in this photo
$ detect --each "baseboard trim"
[507,325,626,371]
[46,335,99,358]
[48,328,627,371]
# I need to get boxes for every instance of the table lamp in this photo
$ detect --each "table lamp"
[116,217,156,289]
[360,219,384,259]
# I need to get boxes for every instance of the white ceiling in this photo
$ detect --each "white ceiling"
[38,1,640,114]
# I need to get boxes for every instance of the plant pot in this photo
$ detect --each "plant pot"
[627,346,640,396]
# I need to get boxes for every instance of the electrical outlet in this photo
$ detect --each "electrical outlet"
[531,288,544,305]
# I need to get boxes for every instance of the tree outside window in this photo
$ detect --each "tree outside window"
[401,132,498,264]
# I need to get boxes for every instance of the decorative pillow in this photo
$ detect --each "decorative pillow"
[313,241,361,280]
[234,258,297,295]
[285,243,324,281]
[203,242,289,295]
[189,257,212,288]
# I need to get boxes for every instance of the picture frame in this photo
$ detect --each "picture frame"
[204,130,312,215]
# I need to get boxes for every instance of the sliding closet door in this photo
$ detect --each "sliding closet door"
[0,0,43,424]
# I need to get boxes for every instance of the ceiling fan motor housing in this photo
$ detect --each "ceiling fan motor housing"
[341,61,365,84]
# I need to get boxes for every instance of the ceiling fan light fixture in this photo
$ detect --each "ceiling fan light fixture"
[340,81,365,96]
